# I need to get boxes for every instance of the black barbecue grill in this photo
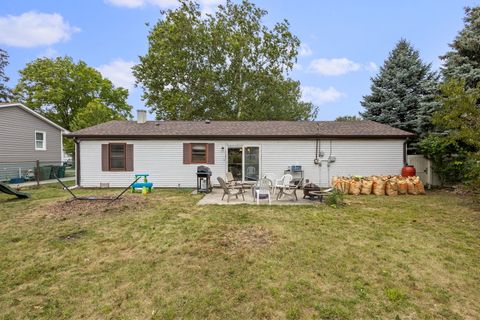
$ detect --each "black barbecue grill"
[196,166,212,193]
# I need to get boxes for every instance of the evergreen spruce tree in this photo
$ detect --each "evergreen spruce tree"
[0,48,12,102]
[360,39,439,153]
[441,7,480,88]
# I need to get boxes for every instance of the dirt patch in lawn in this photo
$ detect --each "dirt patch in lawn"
[44,194,151,218]
[196,225,276,257]
[219,225,275,252]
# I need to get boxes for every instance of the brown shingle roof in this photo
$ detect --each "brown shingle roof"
[66,120,414,139]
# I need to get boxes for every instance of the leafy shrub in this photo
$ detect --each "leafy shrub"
[420,135,474,185]
[420,79,480,194]
[325,189,345,208]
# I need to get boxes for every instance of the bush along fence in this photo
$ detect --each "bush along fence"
[332,175,426,196]
[0,160,75,185]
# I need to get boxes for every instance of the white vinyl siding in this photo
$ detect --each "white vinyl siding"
[79,139,405,188]
[0,106,62,162]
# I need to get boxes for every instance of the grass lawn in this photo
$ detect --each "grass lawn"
[0,185,479,319]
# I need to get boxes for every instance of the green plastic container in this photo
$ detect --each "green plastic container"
[50,166,65,179]
[49,166,59,179]
[37,166,52,181]
[57,166,66,178]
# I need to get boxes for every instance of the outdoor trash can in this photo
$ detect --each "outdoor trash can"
[49,165,65,179]
[57,166,66,178]
[36,166,52,181]
[50,166,60,179]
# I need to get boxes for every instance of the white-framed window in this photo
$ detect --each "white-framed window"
[35,131,46,150]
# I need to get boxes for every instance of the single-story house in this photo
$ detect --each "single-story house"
[66,110,413,188]
[0,103,68,181]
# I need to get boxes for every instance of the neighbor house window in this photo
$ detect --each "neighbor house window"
[191,143,207,163]
[35,131,46,150]
[109,143,126,170]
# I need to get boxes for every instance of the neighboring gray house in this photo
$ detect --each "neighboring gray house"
[0,103,67,180]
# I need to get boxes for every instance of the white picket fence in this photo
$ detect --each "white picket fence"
[407,155,441,187]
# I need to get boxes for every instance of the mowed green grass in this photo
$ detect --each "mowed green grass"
[0,184,479,319]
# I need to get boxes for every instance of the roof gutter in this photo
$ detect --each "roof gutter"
[65,134,414,140]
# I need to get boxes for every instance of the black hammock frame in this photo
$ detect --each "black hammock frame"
[54,174,141,204]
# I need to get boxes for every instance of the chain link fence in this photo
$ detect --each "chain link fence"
[0,160,75,185]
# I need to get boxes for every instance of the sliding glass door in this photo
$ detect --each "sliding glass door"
[244,146,259,181]
[227,146,260,182]
[227,147,243,181]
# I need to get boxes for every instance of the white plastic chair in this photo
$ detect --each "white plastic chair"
[254,178,272,205]
[273,174,293,195]
[263,173,276,189]
[277,177,303,201]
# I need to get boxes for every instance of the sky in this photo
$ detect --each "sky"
[1,0,478,120]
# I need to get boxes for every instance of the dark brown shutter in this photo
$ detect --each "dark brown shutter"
[207,143,215,164]
[126,144,134,171]
[101,144,109,171]
[183,143,191,164]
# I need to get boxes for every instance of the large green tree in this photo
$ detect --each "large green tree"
[14,56,132,132]
[441,7,480,88]
[0,48,12,102]
[422,6,480,190]
[421,79,480,187]
[70,99,125,131]
[133,0,316,121]
[360,39,439,152]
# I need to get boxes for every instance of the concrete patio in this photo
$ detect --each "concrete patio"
[196,187,323,205]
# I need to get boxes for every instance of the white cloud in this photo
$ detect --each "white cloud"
[97,59,136,90]
[307,58,380,76]
[301,86,344,105]
[299,43,313,57]
[0,11,80,48]
[365,61,379,72]
[308,58,361,76]
[105,0,223,12]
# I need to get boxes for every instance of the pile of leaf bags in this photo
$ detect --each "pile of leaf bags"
[331,176,350,194]
[332,175,425,196]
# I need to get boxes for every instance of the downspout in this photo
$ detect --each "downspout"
[403,140,408,165]
[316,122,321,185]
[328,139,332,185]
[75,138,81,187]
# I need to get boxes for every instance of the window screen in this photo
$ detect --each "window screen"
[35,132,45,150]
[191,143,207,163]
[109,144,126,170]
